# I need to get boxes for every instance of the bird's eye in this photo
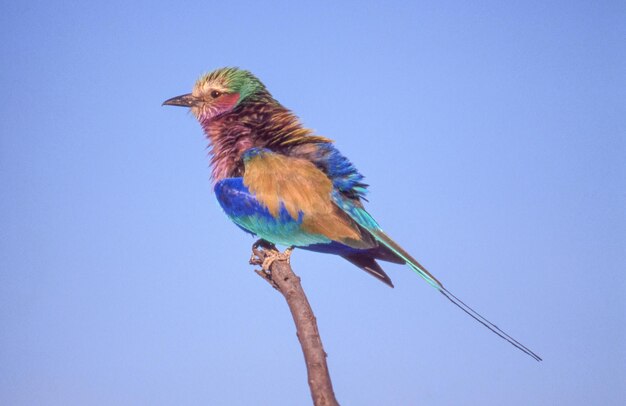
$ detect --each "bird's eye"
[210,90,222,98]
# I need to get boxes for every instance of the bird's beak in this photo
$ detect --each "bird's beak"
[162,93,199,108]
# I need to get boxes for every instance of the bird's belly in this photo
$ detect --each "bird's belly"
[230,214,331,247]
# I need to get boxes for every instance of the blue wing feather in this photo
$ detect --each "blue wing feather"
[301,142,368,199]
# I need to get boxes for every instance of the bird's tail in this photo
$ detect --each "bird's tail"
[337,201,542,361]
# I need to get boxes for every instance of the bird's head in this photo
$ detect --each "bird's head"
[163,67,266,122]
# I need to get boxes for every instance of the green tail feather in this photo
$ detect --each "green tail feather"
[335,199,442,289]
[369,229,442,289]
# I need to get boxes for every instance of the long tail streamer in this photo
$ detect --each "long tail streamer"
[439,286,542,361]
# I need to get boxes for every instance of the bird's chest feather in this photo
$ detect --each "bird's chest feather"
[205,121,259,181]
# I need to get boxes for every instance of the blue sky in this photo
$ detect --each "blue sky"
[1,1,624,405]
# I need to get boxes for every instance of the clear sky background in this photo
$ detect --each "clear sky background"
[1,1,624,405]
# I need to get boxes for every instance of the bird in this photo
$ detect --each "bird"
[163,67,541,361]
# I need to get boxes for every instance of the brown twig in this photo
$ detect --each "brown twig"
[250,240,339,406]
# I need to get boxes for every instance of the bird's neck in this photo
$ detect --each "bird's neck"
[200,99,329,183]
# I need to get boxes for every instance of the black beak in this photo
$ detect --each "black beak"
[162,93,198,107]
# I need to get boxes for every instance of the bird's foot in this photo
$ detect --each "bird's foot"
[250,239,276,267]
[249,240,294,290]
[260,246,294,271]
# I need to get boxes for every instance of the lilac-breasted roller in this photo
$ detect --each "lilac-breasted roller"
[163,67,541,361]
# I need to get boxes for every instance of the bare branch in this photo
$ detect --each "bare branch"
[250,241,339,406]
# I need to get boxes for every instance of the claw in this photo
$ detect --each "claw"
[260,246,294,271]
[250,240,295,270]
[249,241,295,290]
[250,239,275,266]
